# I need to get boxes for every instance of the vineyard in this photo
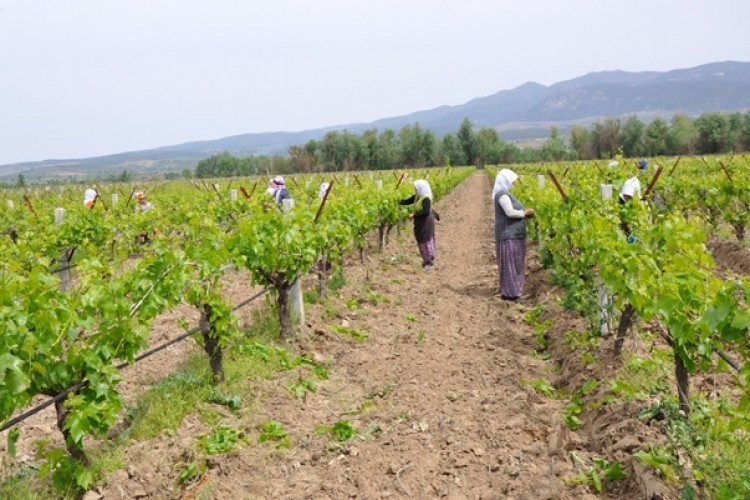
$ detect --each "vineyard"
[0,159,749,498]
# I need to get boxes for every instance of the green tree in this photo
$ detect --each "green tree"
[16,173,25,188]
[727,112,744,151]
[741,111,750,151]
[457,118,477,166]
[569,126,595,160]
[374,129,400,170]
[665,114,697,155]
[591,117,621,159]
[474,127,502,166]
[116,170,132,183]
[540,126,568,161]
[399,123,436,167]
[439,132,466,166]
[497,141,520,164]
[320,130,367,170]
[358,129,377,171]
[695,113,730,153]
[643,118,670,156]
[620,116,645,157]
[288,145,316,173]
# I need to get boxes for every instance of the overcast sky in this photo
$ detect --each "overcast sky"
[1,0,749,165]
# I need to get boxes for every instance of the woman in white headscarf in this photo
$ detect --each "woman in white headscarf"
[618,176,641,240]
[492,169,535,303]
[399,179,437,271]
[618,177,641,204]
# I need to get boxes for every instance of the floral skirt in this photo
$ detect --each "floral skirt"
[495,239,525,298]
[418,235,436,265]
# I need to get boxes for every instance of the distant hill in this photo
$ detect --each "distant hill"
[3,60,750,180]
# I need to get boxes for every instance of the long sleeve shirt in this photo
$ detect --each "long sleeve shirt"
[498,194,525,218]
[399,194,432,216]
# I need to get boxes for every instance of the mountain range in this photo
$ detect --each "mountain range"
[4,60,750,181]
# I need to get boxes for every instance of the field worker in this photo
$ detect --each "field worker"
[619,177,641,205]
[492,169,535,303]
[318,182,330,200]
[399,179,437,271]
[134,191,153,213]
[270,175,291,207]
[638,159,648,171]
[83,188,97,208]
[618,177,641,242]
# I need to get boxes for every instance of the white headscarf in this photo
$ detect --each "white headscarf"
[620,177,641,199]
[318,182,330,200]
[491,169,518,201]
[83,189,97,205]
[413,179,432,199]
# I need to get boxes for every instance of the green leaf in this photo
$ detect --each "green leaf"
[0,353,30,395]
[7,428,20,458]
[604,461,627,481]
[75,464,95,488]
[591,470,603,493]
[730,309,750,330]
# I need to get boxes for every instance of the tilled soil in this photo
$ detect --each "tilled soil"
[5,172,679,499]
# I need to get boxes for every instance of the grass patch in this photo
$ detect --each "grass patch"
[327,270,346,291]
[303,289,320,304]
[126,369,210,440]
[609,350,671,401]
[0,466,68,500]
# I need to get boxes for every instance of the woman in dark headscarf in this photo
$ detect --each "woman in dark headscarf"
[492,169,534,303]
[400,179,437,271]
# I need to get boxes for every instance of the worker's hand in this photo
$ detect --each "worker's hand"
[524,208,536,218]
[408,213,415,220]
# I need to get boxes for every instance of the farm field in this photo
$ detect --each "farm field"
[2,165,750,498]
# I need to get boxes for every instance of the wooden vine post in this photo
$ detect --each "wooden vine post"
[641,165,664,200]
[547,170,568,203]
[668,156,682,177]
[314,181,334,298]
[395,172,407,190]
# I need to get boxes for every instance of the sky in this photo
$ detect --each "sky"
[1,0,749,165]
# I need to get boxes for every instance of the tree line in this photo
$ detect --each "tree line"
[193,111,750,178]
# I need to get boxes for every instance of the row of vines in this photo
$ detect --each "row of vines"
[493,154,749,495]
[0,167,473,488]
